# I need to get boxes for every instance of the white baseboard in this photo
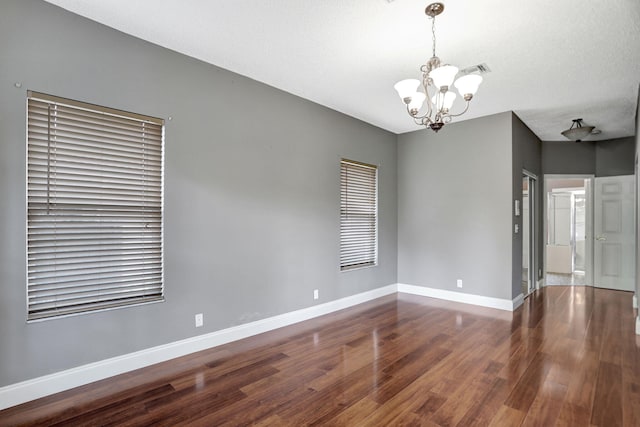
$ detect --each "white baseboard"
[633,294,637,309]
[0,282,529,409]
[397,283,520,311]
[0,284,397,411]
[512,293,525,310]
[636,315,640,335]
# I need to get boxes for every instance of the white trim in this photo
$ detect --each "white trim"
[522,170,538,297]
[397,283,520,311]
[537,279,544,290]
[636,315,640,335]
[0,284,397,410]
[633,294,637,309]
[0,282,531,410]
[512,293,525,310]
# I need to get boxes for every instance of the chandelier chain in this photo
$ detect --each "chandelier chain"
[431,16,436,58]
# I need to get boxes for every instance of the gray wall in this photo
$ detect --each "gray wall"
[542,137,635,176]
[595,137,636,177]
[0,0,397,386]
[397,112,514,300]
[542,140,596,175]
[511,114,542,297]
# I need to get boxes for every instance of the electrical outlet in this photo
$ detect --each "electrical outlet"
[313,289,319,300]
[195,313,203,327]
[456,279,463,288]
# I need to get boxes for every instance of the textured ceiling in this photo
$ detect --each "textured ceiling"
[43,0,640,140]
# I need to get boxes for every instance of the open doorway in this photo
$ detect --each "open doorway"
[544,175,593,286]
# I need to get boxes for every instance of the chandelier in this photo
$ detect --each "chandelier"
[393,3,482,132]
[561,118,595,142]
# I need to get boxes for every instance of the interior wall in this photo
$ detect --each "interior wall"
[542,141,596,175]
[512,114,542,297]
[596,137,636,177]
[542,137,635,177]
[397,112,513,301]
[0,0,398,386]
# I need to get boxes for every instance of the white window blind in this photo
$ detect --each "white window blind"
[340,159,378,271]
[27,91,164,320]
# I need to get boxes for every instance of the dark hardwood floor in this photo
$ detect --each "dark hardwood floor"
[2,286,639,426]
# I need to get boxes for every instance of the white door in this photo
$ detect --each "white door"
[594,175,635,291]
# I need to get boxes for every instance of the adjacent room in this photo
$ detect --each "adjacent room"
[1,0,639,425]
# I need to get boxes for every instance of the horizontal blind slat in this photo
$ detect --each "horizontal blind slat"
[28,295,164,321]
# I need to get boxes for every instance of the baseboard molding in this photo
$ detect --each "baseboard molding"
[0,284,397,411]
[633,294,637,309]
[397,283,520,312]
[636,315,640,336]
[512,293,525,310]
[0,282,530,409]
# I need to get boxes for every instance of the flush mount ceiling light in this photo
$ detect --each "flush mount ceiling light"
[561,118,596,142]
[393,3,483,132]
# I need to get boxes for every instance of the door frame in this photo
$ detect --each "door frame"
[522,170,538,296]
[543,174,595,286]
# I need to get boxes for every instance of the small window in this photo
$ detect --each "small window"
[26,92,164,320]
[340,159,378,270]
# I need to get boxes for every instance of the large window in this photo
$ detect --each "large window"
[26,92,164,320]
[340,159,378,270]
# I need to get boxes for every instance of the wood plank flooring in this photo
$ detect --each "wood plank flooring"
[1,286,639,426]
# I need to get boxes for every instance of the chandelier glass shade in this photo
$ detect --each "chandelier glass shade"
[394,3,482,132]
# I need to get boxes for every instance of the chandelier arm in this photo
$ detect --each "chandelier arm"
[404,104,418,117]
[405,82,433,123]
[421,78,434,119]
[409,108,433,125]
[414,117,429,126]
[405,105,433,125]
[445,100,471,118]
